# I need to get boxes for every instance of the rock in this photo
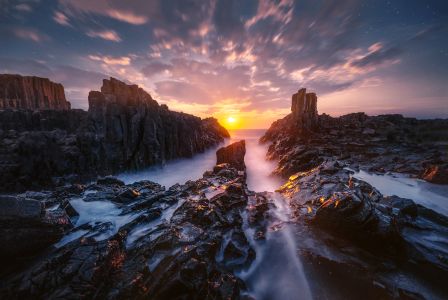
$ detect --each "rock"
[0,140,251,298]
[0,74,70,110]
[216,140,246,170]
[291,88,318,130]
[0,195,73,261]
[261,88,448,184]
[0,76,229,192]
[97,176,125,186]
[421,164,448,184]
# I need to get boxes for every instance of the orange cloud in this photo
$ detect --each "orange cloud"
[86,30,122,42]
[88,55,130,65]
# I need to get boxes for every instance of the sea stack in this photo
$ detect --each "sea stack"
[291,88,318,130]
[0,74,71,110]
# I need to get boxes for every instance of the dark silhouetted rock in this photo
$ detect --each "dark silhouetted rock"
[0,195,73,261]
[0,76,229,192]
[216,140,246,170]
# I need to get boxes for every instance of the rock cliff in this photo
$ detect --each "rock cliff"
[0,74,70,110]
[261,88,448,183]
[0,77,229,191]
[291,88,318,130]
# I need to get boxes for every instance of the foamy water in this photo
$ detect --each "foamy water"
[117,142,225,187]
[352,170,448,216]
[229,130,283,192]
[229,130,312,300]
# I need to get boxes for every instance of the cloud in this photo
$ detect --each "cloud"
[0,57,53,77]
[15,4,32,12]
[350,43,402,69]
[86,29,122,42]
[141,62,172,77]
[58,0,148,25]
[106,9,148,25]
[155,80,211,103]
[52,65,107,89]
[53,11,70,26]
[12,28,49,42]
[89,55,130,65]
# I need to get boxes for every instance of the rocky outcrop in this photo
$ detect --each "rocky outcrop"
[0,195,74,262]
[277,160,448,298]
[0,77,229,192]
[0,74,70,110]
[216,140,246,170]
[258,88,448,297]
[291,88,318,130]
[261,88,448,182]
[0,142,254,298]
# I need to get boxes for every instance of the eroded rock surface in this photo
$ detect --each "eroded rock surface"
[0,141,255,299]
[261,88,448,182]
[260,88,448,298]
[216,140,246,170]
[0,74,70,110]
[0,77,229,192]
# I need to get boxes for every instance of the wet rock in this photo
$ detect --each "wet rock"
[0,141,253,299]
[114,188,141,203]
[216,140,246,170]
[0,196,73,261]
[97,176,125,186]
[383,196,418,218]
[421,164,448,184]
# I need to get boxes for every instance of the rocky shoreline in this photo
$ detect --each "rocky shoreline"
[0,75,229,192]
[259,88,448,298]
[260,89,448,184]
[0,140,259,299]
[1,82,447,299]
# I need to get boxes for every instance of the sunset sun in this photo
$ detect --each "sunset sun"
[227,116,236,123]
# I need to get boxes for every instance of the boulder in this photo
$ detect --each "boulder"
[216,140,246,170]
[0,196,73,260]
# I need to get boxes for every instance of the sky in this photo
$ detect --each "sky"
[0,0,447,128]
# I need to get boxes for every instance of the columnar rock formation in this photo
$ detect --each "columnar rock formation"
[0,76,229,191]
[262,88,448,182]
[0,74,70,110]
[291,88,318,130]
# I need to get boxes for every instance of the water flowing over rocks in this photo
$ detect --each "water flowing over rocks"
[259,88,448,298]
[0,74,70,110]
[0,141,261,299]
[0,76,229,192]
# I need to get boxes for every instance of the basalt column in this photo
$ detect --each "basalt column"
[291,88,318,130]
